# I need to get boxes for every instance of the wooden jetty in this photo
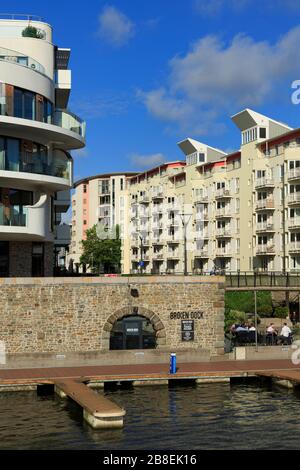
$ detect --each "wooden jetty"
[54,378,125,429]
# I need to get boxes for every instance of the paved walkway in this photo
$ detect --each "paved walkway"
[0,359,299,385]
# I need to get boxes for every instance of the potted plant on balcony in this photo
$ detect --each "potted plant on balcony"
[22,26,45,39]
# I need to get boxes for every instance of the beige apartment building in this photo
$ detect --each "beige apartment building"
[70,172,136,269]
[122,108,300,274]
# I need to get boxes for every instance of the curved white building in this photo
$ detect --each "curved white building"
[0,15,85,276]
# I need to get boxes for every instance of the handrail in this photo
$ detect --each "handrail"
[0,14,43,21]
[0,45,45,74]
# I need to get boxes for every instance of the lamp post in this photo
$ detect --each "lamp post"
[254,290,258,352]
[179,212,192,276]
[139,233,144,274]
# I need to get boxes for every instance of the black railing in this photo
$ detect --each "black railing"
[225,271,300,288]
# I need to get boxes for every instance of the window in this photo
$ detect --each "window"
[0,241,9,277]
[83,220,87,225]
[260,128,267,138]
[32,243,44,277]
[120,178,124,190]
[83,184,87,193]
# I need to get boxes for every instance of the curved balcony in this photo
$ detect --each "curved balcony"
[0,193,53,241]
[0,148,72,190]
[0,46,45,75]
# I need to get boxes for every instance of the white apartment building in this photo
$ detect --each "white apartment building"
[0,15,85,276]
[122,108,300,274]
[70,172,136,270]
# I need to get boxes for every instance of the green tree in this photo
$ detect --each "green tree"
[80,224,121,274]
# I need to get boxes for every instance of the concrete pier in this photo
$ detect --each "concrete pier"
[54,379,125,429]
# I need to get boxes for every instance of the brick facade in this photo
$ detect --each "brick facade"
[0,276,225,357]
[8,242,53,277]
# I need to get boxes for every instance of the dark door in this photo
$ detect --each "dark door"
[123,319,142,349]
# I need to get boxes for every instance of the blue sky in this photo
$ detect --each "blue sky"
[7,0,300,180]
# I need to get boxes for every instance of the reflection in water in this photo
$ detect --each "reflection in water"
[0,381,299,449]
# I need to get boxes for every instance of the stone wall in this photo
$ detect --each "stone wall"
[9,241,53,277]
[0,276,225,358]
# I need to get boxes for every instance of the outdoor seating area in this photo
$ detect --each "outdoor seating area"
[232,330,294,347]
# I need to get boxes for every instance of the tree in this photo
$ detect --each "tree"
[80,224,121,274]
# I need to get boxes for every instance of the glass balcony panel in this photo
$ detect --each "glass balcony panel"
[54,109,86,138]
[0,46,45,74]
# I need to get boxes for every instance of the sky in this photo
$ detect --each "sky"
[6,0,300,181]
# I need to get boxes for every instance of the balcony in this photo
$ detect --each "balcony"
[195,231,209,239]
[194,249,209,258]
[255,178,275,190]
[287,193,300,206]
[152,206,163,215]
[216,248,232,257]
[54,109,86,138]
[215,188,231,199]
[153,253,164,260]
[288,242,300,253]
[0,194,53,241]
[256,199,275,210]
[0,46,46,75]
[54,190,70,213]
[152,192,164,200]
[195,211,209,221]
[215,229,231,238]
[166,235,180,244]
[215,209,231,218]
[152,238,165,245]
[288,168,300,181]
[256,222,275,232]
[256,245,275,255]
[167,219,179,227]
[194,195,208,204]
[167,251,181,260]
[139,195,150,204]
[152,221,163,230]
[0,150,72,190]
[288,218,300,230]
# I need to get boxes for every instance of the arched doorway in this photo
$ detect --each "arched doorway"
[110,315,156,350]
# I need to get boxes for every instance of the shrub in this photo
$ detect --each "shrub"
[22,26,44,39]
[257,304,273,317]
[274,306,289,319]
[225,309,246,332]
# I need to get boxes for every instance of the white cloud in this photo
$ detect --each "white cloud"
[97,5,135,47]
[139,26,300,135]
[130,153,166,169]
[194,0,250,16]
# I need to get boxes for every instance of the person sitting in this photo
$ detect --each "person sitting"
[249,323,256,331]
[236,323,248,332]
[278,323,292,345]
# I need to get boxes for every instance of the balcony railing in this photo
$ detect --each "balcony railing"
[194,249,209,258]
[288,242,300,253]
[196,211,209,220]
[288,218,300,229]
[152,206,163,215]
[152,191,164,199]
[215,209,231,218]
[152,237,165,244]
[166,235,180,243]
[139,195,150,203]
[54,109,86,138]
[0,151,71,181]
[152,221,163,229]
[287,193,300,205]
[215,188,231,198]
[288,168,300,180]
[256,199,275,210]
[195,231,210,239]
[216,248,232,257]
[256,222,275,232]
[0,46,45,74]
[194,195,208,203]
[167,251,181,259]
[215,228,231,237]
[255,178,275,189]
[256,244,275,254]
[0,207,27,227]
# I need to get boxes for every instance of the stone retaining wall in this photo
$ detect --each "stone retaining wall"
[0,276,225,358]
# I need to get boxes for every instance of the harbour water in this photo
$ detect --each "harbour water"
[0,380,299,450]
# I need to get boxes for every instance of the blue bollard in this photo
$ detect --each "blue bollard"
[170,353,177,374]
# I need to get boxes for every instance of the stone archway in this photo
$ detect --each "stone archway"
[102,305,166,350]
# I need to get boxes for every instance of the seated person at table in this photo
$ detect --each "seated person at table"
[249,323,256,331]
[236,323,248,332]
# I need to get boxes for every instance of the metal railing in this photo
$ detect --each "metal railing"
[225,271,300,288]
[0,14,43,21]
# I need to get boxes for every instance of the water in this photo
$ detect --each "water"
[0,380,299,449]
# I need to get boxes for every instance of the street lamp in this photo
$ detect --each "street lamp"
[179,212,192,276]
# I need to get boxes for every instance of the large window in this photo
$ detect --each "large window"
[0,136,70,179]
[1,84,53,123]
[0,242,9,277]
[110,315,156,350]
[0,187,32,226]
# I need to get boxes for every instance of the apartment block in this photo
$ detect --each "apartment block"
[122,108,299,274]
[0,15,85,276]
[70,172,136,269]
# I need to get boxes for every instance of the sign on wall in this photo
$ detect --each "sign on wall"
[181,320,194,342]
